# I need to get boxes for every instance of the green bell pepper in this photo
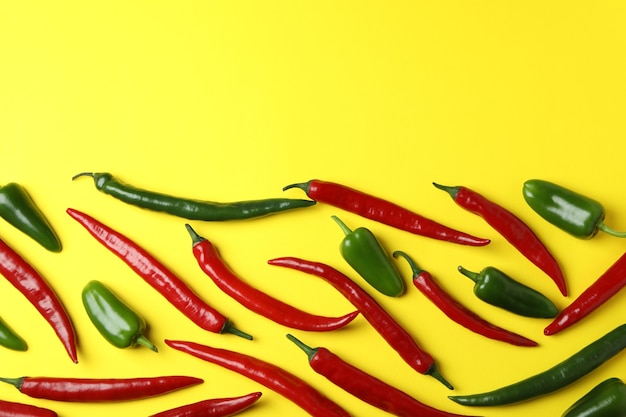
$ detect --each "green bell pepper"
[457,265,559,318]
[562,377,626,417]
[0,316,27,351]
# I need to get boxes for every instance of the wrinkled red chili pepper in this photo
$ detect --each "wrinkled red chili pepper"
[165,339,351,417]
[267,256,453,389]
[149,391,262,417]
[67,208,252,340]
[393,251,538,347]
[545,251,626,336]
[0,375,203,402]
[185,224,359,331]
[0,399,58,417]
[433,183,567,296]
[283,179,490,246]
[0,238,78,363]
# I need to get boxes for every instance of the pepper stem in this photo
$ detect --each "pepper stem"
[427,365,454,390]
[331,215,353,236]
[282,181,311,193]
[392,250,425,275]
[71,172,95,181]
[598,222,626,238]
[0,377,23,390]
[185,223,206,246]
[136,335,159,352]
[457,265,480,283]
[286,333,318,362]
[222,321,253,340]
[432,183,461,200]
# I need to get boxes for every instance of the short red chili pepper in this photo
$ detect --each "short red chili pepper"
[185,224,359,331]
[165,339,351,417]
[0,238,78,363]
[0,399,58,417]
[267,256,453,389]
[283,179,490,246]
[393,251,538,347]
[545,251,626,336]
[149,391,262,417]
[0,375,203,402]
[433,183,567,296]
[67,208,252,340]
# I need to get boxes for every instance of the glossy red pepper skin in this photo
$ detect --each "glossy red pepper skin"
[165,339,351,417]
[283,180,490,246]
[267,256,453,389]
[185,224,359,331]
[545,251,626,336]
[0,238,77,363]
[0,399,58,417]
[149,391,262,417]
[67,208,251,340]
[434,183,567,296]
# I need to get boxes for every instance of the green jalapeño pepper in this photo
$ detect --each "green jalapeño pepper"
[562,377,626,417]
[0,183,62,252]
[457,265,559,318]
[0,316,27,351]
[82,280,158,352]
[331,215,405,297]
[523,179,626,239]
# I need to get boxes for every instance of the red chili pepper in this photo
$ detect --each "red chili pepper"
[0,238,78,363]
[164,339,351,417]
[393,251,538,347]
[433,183,567,296]
[66,208,252,340]
[149,391,262,417]
[545,251,626,336]
[283,180,490,246]
[185,224,359,331]
[267,256,454,389]
[0,399,58,417]
[0,375,203,402]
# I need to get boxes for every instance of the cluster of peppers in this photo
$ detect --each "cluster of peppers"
[1,174,626,416]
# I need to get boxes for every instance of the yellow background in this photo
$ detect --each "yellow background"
[2,1,626,416]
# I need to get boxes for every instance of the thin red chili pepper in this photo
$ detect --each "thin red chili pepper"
[0,375,203,402]
[185,224,359,331]
[66,208,252,340]
[0,238,78,363]
[283,179,490,246]
[0,399,58,417]
[393,251,538,347]
[267,256,454,389]
[149,391,262,417]
[545,251,626,336]
[433,183,567,296]
[165,339,352,417]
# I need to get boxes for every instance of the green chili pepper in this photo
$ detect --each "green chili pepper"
[0,316,27,351]
[82,280,158,352]
[457,265,558,318]
[523,179,626,239]
[0,183,62,252]
[331,215,405,297]
[562,377,626,417]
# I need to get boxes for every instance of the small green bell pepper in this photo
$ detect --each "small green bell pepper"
[523,179,626,239]
[82,280,157,352]
[562,377,626,417]
[457,265,559,318]
[331,215,405,297]
[0,316,27,351]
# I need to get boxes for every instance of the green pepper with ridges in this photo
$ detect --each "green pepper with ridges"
[562,377,626,417]
[0,316,27,351]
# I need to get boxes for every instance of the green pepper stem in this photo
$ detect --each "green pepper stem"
[136,335,159,352]
[432,183,461,200]
[222,321,253,340]
[282,181,311,193]
[427,365,454,390]
[392,250,425,275]
[71,172,95,181]
[457,265,480,283]
[331,215,353,236]
[0,377,23,390]
[185,223,206,246]
[598,222,626,238]
[286,333,318,362]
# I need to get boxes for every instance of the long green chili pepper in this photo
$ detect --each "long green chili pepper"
[562,377,626,417]
[448,323,626,406]
[0,316,27,351]
[72,172,316,221]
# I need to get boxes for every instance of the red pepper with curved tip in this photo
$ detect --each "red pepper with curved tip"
[545,251,626,336]
[165,339,351,417]
[433,183,567,296]
[185,224,359,331]
[0,238,77,363]
[283,180,490,246]
[0,399,58,417]
[66,208,252,340]
[149,391,262,417]
[393,251,537,347]
[267,256,454,389]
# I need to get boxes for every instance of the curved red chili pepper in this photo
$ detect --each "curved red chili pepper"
[267,256,453,389]
[0,375,203,402]
[185,224,359,331]
[0,238,78,363]
[545,251,626,336]
[393,251,538,347]
[283,179,490,246]
[0,399,58,417]
[164,339,351,417]
[433,183,567,296]
[149,391,262,417]
[66,208,252,340]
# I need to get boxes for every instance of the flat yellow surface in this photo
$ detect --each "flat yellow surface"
[2,1,626,416]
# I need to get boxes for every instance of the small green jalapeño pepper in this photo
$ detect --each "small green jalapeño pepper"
[562,377,626,417]
[523,179,626,239]
[0,316,27,351]
[457,265,559,318]
[332,215,405,297]
[82,280,157,352]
